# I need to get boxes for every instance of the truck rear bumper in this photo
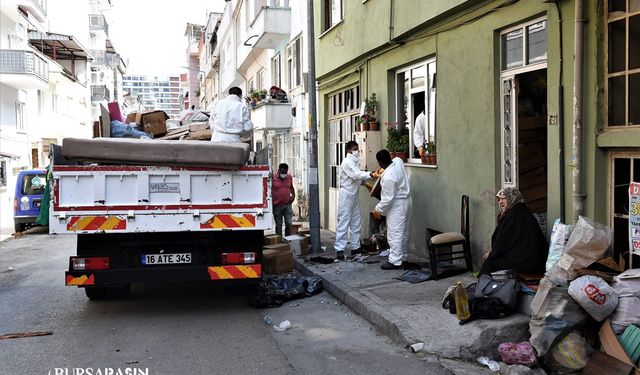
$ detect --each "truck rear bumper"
[65,264,262,286]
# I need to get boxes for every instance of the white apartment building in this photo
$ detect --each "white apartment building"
[0,0,97,235]
[184,23,203,110]
[88,0,126,120]
[213,0,309,219]
[199,12,223,112]
[122,75,181,117]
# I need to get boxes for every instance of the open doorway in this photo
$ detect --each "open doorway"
[516,70,547,218]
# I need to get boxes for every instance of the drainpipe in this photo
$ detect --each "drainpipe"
[571,0,585,224]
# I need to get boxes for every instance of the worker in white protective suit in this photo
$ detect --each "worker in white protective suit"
[372,149,412,269]
[334,141,380,260]
[209,86,253,143]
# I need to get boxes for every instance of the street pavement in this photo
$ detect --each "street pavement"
[0,232,466,375]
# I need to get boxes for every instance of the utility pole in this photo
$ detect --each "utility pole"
[306,0,321,254]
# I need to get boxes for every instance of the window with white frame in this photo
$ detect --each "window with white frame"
[323,0,343,32]
[272,54,282,88]
[286,37,302,89]
[328,85,360,188]
[257,69,265,91]
[395,59,437,162]
[501,20,547,71]
[16,102,25,132]
[606,1,640,126]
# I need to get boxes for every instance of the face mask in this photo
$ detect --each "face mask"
[279,173,287,179]
[352,150,360,157]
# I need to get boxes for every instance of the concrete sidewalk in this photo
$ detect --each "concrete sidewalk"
[294,229,530,362]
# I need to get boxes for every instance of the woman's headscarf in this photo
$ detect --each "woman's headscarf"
[496,187,525,221]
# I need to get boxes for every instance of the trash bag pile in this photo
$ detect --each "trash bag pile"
[526,216,638,373]
[249,275,323,308]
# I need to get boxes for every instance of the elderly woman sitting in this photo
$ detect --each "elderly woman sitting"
[479,188,549,275]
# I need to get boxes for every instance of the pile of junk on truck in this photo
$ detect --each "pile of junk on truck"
[43,101,319,302]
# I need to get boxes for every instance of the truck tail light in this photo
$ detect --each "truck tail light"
[72,257,110,270]
[221,252,256,265]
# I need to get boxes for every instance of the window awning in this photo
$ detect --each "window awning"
[28,31,93,61]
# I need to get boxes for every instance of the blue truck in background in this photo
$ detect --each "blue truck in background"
[13,169,47,233]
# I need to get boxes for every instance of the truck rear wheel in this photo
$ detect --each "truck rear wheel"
[84,284,131,300]
[14,223,25,233]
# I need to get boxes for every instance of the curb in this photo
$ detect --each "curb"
[294,258,423,348]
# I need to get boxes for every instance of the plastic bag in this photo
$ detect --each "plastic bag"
[546,219,573,271]
[547,216,612,284]
[249,276,323,308]
[529,277,589,355]
[110,120,151,139]
[568,275,619,322]
[545,332,592,372]
[497,341,538,367]
[610,268,640,333]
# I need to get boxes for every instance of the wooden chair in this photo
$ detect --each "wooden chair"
[427,195,472,280]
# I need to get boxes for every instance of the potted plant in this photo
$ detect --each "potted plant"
[386,125,399,158]
[356,117,369,132]
[396,129,409,162]
[420,142,429,165]
[258,89,267,100]
[426,141,437,165]
[365,93,379,131]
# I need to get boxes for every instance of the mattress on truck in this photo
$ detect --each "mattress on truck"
[61,138,250,168]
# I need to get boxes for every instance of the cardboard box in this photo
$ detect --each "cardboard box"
[284,234,309,256]
[135,110,169,136]
[264,234,282,245]
[290,223,302,235]
[298,227,311,236]
[263,249,293,274]
[189,121,209,132]
[125,112,138,124]
[600,319,640,375]
[264,243,290,252]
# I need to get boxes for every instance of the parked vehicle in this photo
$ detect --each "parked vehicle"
[50,141,272,299]
[13,169,47,233]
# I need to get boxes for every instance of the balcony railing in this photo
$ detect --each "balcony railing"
[0,49,48,82]
[89,14,108,34]
[91,85,110,102]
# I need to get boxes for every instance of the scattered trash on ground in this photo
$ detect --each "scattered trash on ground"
[288,303,300,307]
[249,276,323,308]
[125,361,139,365]
[408,342,424,353]
[7,267,15,271]
[476,356,500,372]
[263,315,273,325]
[0,331,53,340]
[273,320,291,332]
[497,341,537,367]
[350,254,369,263]
[379,250,390,257]
[394,270,432,284]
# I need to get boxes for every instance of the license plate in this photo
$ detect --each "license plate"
[141,253,192,265]
[20,204,29,211]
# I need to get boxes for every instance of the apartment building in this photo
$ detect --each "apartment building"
[122,75,181,117]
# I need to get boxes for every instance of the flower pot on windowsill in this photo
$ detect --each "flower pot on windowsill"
[420,154,428,164]
[369,121,379,131]
[426,154,437,165]
[361,122,370,131]
[394,151,408,162]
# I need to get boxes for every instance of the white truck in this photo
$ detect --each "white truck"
[50,138,272,299]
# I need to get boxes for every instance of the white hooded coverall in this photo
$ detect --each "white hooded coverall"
[375,157,412,266]
[413,111,427,149]
[209,95,253,143]
[334,153,370,252]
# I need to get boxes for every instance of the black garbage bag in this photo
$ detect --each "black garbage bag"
[249,276,323,308]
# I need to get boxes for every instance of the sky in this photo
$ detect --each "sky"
[107,0,226,76]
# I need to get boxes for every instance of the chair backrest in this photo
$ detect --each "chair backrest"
[461,195,470,244]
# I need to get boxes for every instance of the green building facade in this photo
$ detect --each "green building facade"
[314,0,640,268]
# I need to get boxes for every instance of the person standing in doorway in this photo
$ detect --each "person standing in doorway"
[334,141,378,260]
[372,149,412,269]
[209,86,253,143]
[412,111,427,157]
[272,163,295,238]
